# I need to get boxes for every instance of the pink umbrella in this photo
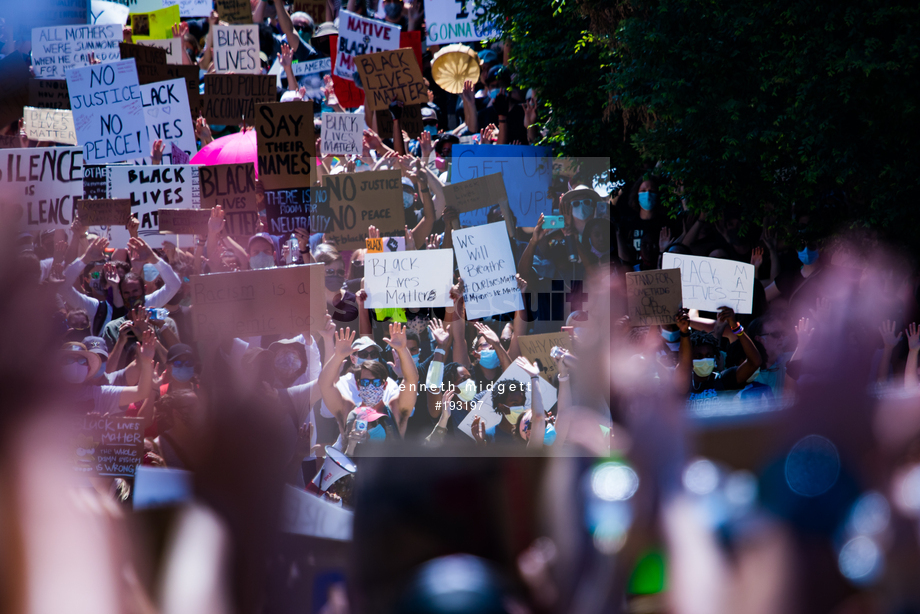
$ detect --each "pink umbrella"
[190,129,259,176]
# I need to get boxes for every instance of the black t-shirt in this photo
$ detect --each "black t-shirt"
[688,366,742,400]
[614,202,678,263]
[329,291,359,330]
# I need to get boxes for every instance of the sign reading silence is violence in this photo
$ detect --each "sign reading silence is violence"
[255,102,315,190]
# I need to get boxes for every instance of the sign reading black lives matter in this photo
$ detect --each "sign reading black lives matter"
[72,415,145,478]
[198,163,260,237]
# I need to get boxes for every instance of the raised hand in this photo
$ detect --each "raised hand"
[907,323,920,351]
[383,322,407,350]
[150,139,165,165]
[293,227,310,253]
[515,273,528,293]
[675,308,690,334]
[428,317,450,347]
[426,233,440,250]
[461,80,475,106]
[322,74,339,108]
[368,225,380,240]
[318,313,336,341]
[356,289,368,309]
[278,42,294,68]
[515,356,540,378]
[716,306,738,329]
[208,205,225,235]
[530,214,548,244]
[524,95,538,126]
[128,237,154,262]
[810,297,831,322]
[127,215,140,238]
[658,226,673,253]
[194,116,213,146]
[363,128,383,152]
[470,415,487,446]
[138,329,156,361]
[880,320,903,349]
[474,322,501,348]
[481,123,497,144]
[418,130,433,158]
[333,327,356,358]
[404,225,415,251]
[104,262,120,286]
[795,317,815,345]
[82,236,109,263]
[751,246,764,269]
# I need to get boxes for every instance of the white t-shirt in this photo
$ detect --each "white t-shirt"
[74,384,123,415]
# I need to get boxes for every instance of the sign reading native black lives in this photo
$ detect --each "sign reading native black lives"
[452,221,524,319]
[67,59,150,164]
[199,163,260,236]
[255,102,315,190]
[203,74,275,125]
[72,415,145,478]
[106,164,201,246]
[333,11,400,81]
[264,186,328,234]
[625,268,683,326]
[0,147,83,232]
[317,170,404,250]
[190,263,325,340]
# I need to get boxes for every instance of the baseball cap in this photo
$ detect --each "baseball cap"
[166,344,194,363]
[60,342,102,380]
[352,337,383,353]
[354,406,387,422]
[248,232,275,252]
[420,106,437,122]
[82,336,109,360]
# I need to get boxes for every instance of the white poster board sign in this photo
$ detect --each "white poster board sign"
[425,0,499,45]
[333,11,399,81]
[163,0,213,17]
[23,106,77,144]
[138,78,197,164]
[321,112,365,156]
[457,361,558,440]
[213,25,260,74]
[67,59,150,164]
[661,252,755,314]
[0,147,83,232]
[452,221,524,319]
[365,249,454,309]
[31,24,122,79]
[90,0,131,25]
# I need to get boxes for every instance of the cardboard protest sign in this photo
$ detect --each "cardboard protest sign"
[199,163,260,236]
[457,362,557,440]
[316,170,404,250]
[163,0,213,17]
[255,102,315,189]
[31,24,122,79]
[139,78,197,165]
[329,30,423,108]
[213,25,260,74]
[91,0,132,25]
[661,253,755,314]
[135,37,184,64]
[190,263,325,340]
[8,0,89,43]
[83,164,108,199]
[77,198,131,226]
[203,74,276,124]
[130,5,180,39]
[452,221,524,319]
[291,0,326,25]
[355,48,428,112]
[367,236,406,252]
[165,64,201,115]
[451,145,553,227]
[106,164,201,245]
[0,147,83,232]
[215,0,253,24]
[118,42,169,84]
[23,107,77,145]
[264,186,328,234]
[158,208,211,234]
[518,331,570,382]
[365,249,454,309]
[29,78,71,109]
[321,112,365,156]
[374,103,423,139]
[170,142,190,164]
[72,415,145,477]
[425,0,499,45]
[333,11,400,81]
[0,53,31,129]
[67,59,148,164]
[625,268,683,326]
[442,172,507,217]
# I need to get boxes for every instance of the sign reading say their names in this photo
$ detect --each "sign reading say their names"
[518,331,569,382]
[321,112,365,156]
[23,106,77,145]
[625,268,683,326]
[203,74,275,124]
[365,249,454,309]
[213,25,260,74]
[190,263,325,340]
[356,48,428,112]
[662,253,755,314]
[31,24,122,79]
[333,11,400,81]
[77,198,131,226]
[452,221,523,319]
[317,170,404,250]
[199,163,259,236]
[139,78,197,165]
[255,102,315,190]
[67,59,150,164]
[0,147,83,232]
[106,164,200,246]
[158,209,211,234]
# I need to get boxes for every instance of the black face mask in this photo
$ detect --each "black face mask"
[350,263,365,279]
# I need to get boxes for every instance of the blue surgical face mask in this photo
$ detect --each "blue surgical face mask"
[249,252,275,270]
[488,88,500,100]
[403,192,415,208]
[798,247,819,266]
[543,423,557,446]
[143,263,160,282]
[638,192,658,211]
[661,329,680,343]
[95,360,106,377]
[478,348,500,369]
[424,125,438,136]
[172,366,195,382]
[368,423,387,440]
[411,354,420,368]
[532,255,555,280]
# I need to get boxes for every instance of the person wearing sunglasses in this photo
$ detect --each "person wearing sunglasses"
[318,325,419,441]
[315,249,359,331]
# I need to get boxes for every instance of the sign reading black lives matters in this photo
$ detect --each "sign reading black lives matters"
[72,415,144,478]
[199,163,259,236]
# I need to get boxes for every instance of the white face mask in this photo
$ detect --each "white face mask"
[457,378,478,402]
[692,358,716,378]
[249,252,275,270]
[63,363,89,384]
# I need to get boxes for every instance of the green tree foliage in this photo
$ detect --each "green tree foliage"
[486,0,920,247]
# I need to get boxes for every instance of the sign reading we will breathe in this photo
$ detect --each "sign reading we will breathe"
[452,221,523,319]
[67,59,150,164]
